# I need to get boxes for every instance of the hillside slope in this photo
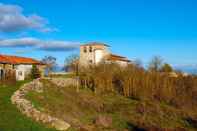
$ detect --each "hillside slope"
[25,79,197,131]
[0,81,56,131]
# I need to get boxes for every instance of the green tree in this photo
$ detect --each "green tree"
[160,63,173,72]
[31,65,41,79]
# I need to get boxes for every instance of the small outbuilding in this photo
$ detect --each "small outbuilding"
[0,54,45,81]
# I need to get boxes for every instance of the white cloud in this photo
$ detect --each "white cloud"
[0,3,56,32]
[0,37,80,52]
[38,41,80,51]
[0,37,40,47]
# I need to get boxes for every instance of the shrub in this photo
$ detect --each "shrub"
[30,65,41,79]
[160,63,173,72]
[79,63,197,111]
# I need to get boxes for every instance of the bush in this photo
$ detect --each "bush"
[79,63,197,111]
[30,65,41,79]
[160,63,173,72]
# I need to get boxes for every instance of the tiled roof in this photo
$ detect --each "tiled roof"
[110,54,126,58]
[0,54,43,65]
[107,54,131,62]
[81,42,110,47]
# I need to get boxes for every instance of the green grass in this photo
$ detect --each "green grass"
[25,79,197,131]
[0,81,57,131]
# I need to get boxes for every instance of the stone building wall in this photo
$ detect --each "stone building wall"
[6,64,13,69]
[0,63,46,80]
[0,63,15,80]
[0,64,3,69]
[79,44,110,67]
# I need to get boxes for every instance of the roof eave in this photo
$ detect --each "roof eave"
[80,42,110,47]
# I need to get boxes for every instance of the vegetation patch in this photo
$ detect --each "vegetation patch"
[26,79,197,131]
[0,80,56,131]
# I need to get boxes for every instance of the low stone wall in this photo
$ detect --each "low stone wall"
[11,79,70,131]
[50,78,78,87]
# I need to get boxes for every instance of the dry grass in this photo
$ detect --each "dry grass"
[79,63,197,113]
[26,79,197,131]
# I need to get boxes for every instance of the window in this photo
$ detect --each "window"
[83,46,87,53]
[89,46,92,52]
[89,60,93,63]
[18,71,23,76]
[12,65,15,69]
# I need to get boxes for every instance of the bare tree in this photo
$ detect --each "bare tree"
[148,56,163,72]
[41,56,57,75]
[64,54,79,75]
[134,59,143,68]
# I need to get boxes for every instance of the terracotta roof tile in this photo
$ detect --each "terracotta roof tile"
[107,54,131,62]
[110,54,126,58]
[0,54,43,65]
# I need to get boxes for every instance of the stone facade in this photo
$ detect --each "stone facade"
[79,42,131,67]
[79,43,110,67]
[0,63,13,69]
[0,64,14,80]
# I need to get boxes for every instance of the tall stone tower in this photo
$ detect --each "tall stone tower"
[79,42,110,67]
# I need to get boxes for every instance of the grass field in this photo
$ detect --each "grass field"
[26,79,197,131]
[0,81,56,131]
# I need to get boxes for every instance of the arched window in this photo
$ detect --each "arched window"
[89,46,92,52]
[83,46,87,53]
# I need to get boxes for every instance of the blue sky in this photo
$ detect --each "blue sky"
[0,0,197,66]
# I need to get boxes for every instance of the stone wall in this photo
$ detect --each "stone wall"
[49,78,78,87]
[0,64,4,68]
[11,79,70,131]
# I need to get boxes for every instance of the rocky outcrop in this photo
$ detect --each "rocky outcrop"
[11,79,70,131]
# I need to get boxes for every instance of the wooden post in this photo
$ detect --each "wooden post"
[76,76,79,92]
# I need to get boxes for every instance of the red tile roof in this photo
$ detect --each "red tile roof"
[107,54,131,62]
[0,54,43,65]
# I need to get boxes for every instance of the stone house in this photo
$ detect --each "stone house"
[0,54,45,81]
[79,42,131,67]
